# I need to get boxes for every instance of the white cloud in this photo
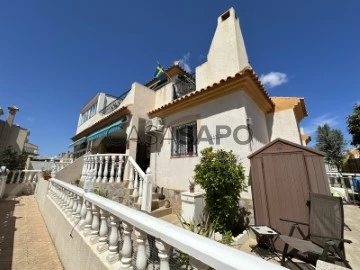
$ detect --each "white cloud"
[303,114,339,135]
[260,72,288,88]
[178,52,192,73]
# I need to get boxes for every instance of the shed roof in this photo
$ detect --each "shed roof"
[248,138,324,159]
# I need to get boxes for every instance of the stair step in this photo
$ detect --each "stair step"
[151,199,166,211]
[150,207,172,218]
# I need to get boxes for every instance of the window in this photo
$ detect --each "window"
[78,103,98,126]
[171,122,197,157]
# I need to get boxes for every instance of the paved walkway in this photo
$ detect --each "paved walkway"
[0,196,63,270]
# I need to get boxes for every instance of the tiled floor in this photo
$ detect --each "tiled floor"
[0,196,63,270]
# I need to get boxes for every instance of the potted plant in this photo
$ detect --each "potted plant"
[42,169,52,180]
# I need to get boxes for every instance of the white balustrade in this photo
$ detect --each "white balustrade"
[106,215,120,263]
[49,178,283,270]
[5,170,41,185]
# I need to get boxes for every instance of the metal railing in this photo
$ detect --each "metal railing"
[173,74,196,99]
[99,90,130,115]
[49,178,283,270]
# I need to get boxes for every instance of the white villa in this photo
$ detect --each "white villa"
[69,7,310,195]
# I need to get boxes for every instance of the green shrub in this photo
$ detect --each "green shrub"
[194,147,249,235]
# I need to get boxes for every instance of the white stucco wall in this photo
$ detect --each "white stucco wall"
[196,8,250,91]
[266,109,302,144]
[154,83,174,109]
[150,90,270,191]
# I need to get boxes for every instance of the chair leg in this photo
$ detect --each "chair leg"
[333,244,352,269]
[281,243,289,266]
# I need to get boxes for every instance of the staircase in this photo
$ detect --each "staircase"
[55,152,174,217]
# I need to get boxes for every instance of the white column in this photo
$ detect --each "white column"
[16,171,21,183]
[74,195,82,223]
[141,168,153,212]
[96,156,103,182]
[93,156,99,182]
[116,156,124,183]
[97,209,109,254]
[106,215,120,263]
[102,155,109,183]
[78,198,87,230]
[89,204,100,244]
[109,155,116,183]
[71,194,78,221]
[135,229,147,270]
[81,156,88,181]
[155,239,171,270]
[128,164,134,189]
[120,221,133,269]
[133,171,139,202]
[137,175,143,205]
[83,201,93,236]
[11,171,16,183]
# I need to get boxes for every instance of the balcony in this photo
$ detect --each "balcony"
[99,90,130,116]
[23,142,38,155]
[173,74,196,99]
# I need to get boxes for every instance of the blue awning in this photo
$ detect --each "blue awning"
[87,120,123,142]
[68,137,87,148]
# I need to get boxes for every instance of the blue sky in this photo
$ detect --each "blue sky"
[0,0,359,156]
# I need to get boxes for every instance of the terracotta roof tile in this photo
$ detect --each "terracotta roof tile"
[149,67,274,115]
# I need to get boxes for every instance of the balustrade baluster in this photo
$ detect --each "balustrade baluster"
[66,193,75,216]
[138,175,143,204]
[116,156,123,183]
[80,156,88,181]
[102,155,110,183]
[106,215,120,263]
[109,155,116,183]
[16,171,21,183]
[62,190,70,210]
[135,229,147,270]
[74,195,82,223]
[155,239,171,270]
[120,221,133,269]
[71,195,78,221]
[97,209,109,253]
[78,198,87,230]
[93,156,99,182]
[83,201,93,235]
[133,171,139,200]
[128,164,134,189]
[96,156,103,182]
[11,171,16,183]
[89,204,100,244]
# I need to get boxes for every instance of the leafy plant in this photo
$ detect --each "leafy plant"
[194,147,249,235]
[315,124,347,173]
[347,104,360,150]
[0,146,27,170]
[93,186,109,198]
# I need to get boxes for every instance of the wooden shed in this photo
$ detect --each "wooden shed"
[248,138,331,247]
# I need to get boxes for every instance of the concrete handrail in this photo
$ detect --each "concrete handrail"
[51,178,84,197]
[51,185,282,270]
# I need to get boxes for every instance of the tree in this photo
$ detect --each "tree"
[0,146,27,170]
[315,124,347,173]
[347,104,360,150]
[194,147,249,235]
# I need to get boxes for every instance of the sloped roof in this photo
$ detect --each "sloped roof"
[248,138,324,159]
[149,67,274,117]
[270,97,308,122]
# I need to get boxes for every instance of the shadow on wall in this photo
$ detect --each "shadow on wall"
[0,197,21,270]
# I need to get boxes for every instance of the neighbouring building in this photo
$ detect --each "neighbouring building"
[69,7,310,195]
[0,105,38,156]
